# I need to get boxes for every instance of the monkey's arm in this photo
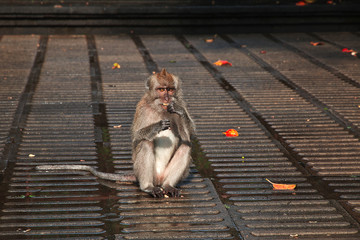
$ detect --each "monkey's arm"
[167,102,195,135]
[132,119,171,149]
[36,165,137,182]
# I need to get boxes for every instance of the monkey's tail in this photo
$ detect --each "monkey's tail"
[36,165,137,182]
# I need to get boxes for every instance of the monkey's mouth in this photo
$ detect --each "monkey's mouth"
[162,103,169,106]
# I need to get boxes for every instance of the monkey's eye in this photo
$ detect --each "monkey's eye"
[167,88,175,92]
[156,88,175,92]
[157,88,166,92]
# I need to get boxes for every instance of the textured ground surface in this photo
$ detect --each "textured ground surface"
[1,32,360,239]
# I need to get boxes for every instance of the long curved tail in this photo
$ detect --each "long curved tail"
[36,165,137,182]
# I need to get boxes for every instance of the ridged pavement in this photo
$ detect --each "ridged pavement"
[1,32,360,239]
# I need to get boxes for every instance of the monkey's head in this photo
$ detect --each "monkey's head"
[146,69,182,110]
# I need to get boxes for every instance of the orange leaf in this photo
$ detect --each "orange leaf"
[112,63,121,69]
[223,129,239,137]
[310,41,324,46]
[214,60,232,66]
[296,1,307,6]
[266,178,296,190]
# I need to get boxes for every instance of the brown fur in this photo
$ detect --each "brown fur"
[131,69,195,197]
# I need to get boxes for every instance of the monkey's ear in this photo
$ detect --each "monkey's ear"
[145,77,150,90]
[145,74,156,90]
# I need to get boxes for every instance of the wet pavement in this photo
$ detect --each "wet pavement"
[0,32,360,239]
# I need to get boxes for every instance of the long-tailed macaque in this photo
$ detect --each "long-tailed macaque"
[36,69,195,198]
[131,69,195,197]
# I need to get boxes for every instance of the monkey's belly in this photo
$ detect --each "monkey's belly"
[153,130,179,179]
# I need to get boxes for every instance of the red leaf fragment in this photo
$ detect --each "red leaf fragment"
[214,60,232,66]
[342,48,358,57]
[223,129,239,137]
[342,48,353,53]
[296,1,307,6]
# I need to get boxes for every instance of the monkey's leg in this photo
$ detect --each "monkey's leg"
[133,141,155,192]
[133,141,165,197]
[161,144,191,196]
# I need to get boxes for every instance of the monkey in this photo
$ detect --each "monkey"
[36,69,195,198]
[131,68,195,198]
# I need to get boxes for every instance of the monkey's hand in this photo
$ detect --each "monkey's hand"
[159,119,171,132]
[167,102,184,116]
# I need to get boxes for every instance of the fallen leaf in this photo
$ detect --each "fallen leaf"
[214,60,232,66]
[221,194,230,199]
[296,1,307,6]
[29,154,35,158]
[205,34,217,42]
[223,129,239,137]
[310,41,324,46]
[266,178,296,190]
[113,125,122,129]
[260,50,267,54]
[342,48,354,53]
[112,63,121,69]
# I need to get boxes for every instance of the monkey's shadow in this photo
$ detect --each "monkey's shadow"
[97,173,196,195]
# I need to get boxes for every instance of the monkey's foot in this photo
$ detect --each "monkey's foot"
[150,186,165,198]
[163,186,181,197]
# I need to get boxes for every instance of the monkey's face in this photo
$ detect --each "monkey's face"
[156,86,176,110]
